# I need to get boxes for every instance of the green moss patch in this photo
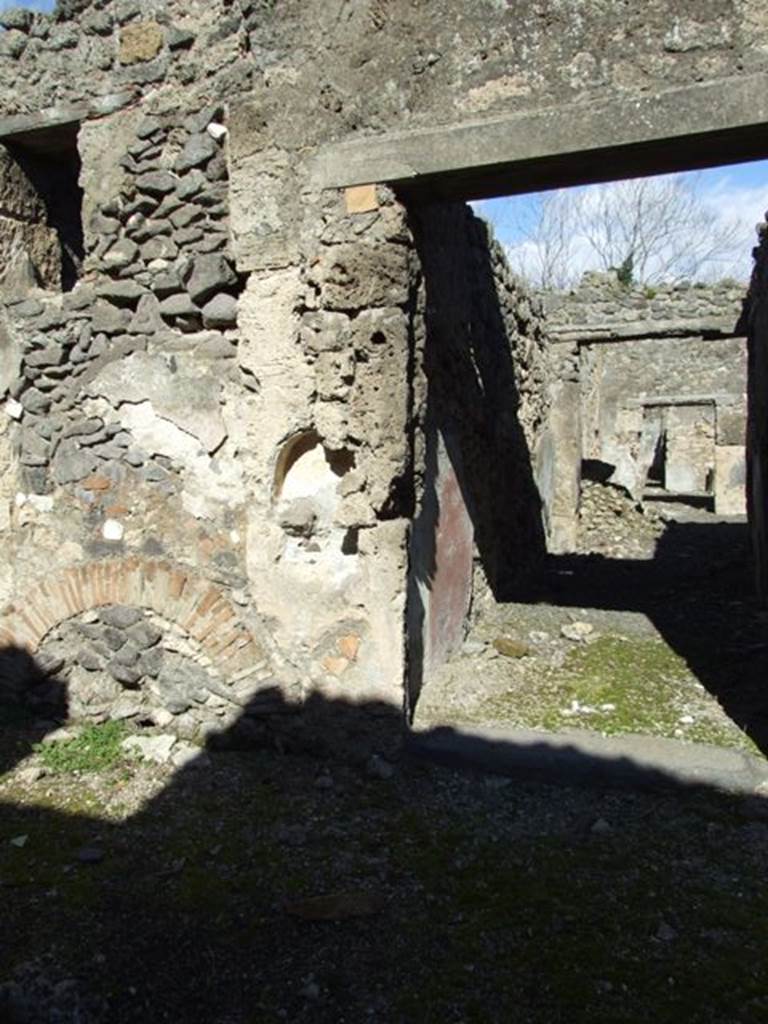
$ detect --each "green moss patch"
[34,722,128,775]
[476,635,758,754]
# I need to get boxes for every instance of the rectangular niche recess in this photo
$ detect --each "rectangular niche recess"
[0,121,84,295]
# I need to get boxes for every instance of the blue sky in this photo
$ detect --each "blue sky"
[3,0,55,9]
[475,159,768,285]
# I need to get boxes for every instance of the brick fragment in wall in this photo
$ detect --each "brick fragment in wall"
[0,559,263,677]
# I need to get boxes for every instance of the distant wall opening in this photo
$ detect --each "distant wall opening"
[0,122,83,295]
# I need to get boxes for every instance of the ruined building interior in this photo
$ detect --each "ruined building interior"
[3,1,768,1020]
[0,0,765,753]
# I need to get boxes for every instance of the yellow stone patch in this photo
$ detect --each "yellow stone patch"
[344,184,378,215]
[119,21,164,65]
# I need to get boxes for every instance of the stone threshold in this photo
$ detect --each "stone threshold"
[407,721,768,796]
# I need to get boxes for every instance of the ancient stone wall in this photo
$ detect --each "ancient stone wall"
[0,48,550,732]
[544,275,747,335]
[4,2,765,133]
[1,0,766,731]
[544,273,748,550]
[0,1,425,743]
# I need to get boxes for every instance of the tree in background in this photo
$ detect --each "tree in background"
[501,173,746,290]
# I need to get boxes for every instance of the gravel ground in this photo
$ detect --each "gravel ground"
[2,720,768,1024]
[416,491,768,756]
[2,489,767,1023]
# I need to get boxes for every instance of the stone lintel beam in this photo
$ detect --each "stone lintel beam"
[309,72,768,201]
[548,318,744,344]
[623,392,741,410]
[0,93,135,151]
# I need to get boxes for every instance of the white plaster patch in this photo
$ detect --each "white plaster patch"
[181,451,245,520]
[103,519,124,541]
[5,398,22,420]
[13,492,54,528]
[110,401,245,520]
[280,442,338,516]
[117,400,204,462]
[86,352,227,454]
[27,494,54,513]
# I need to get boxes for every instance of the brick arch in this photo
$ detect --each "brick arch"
[0,558,262,679]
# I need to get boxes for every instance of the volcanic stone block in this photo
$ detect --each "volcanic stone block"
[52,441,99,485]
[201,292,238,328]
[136,171,177,197]
[0,7,33,31]
[102,238,139,270]
[159,293,198,318]
[101,605,143,629]
[20,387,51,414]
[175,133,218,174]
[119,20,164,65]
[183,254,237,305]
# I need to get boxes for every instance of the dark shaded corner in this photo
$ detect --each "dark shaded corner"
[404,199,546,716]
[2,644,768,1022]
[4,129,84,293]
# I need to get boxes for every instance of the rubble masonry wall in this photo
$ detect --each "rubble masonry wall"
[545,274,748,551]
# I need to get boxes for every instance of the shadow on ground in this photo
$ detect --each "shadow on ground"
[520,518,768,754]
[2,653,768,1023]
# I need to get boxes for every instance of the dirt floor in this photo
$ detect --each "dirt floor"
[2,711,768,1024]
[416,485,768,758]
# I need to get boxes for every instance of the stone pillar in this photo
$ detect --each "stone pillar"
[539,376,581,553]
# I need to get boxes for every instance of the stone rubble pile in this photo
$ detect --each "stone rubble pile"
[577,479,665,559]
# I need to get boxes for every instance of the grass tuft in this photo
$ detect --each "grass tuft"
[34,721,128,775]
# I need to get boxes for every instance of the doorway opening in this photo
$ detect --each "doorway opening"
[403,156,767,757]
[0,121,84,296]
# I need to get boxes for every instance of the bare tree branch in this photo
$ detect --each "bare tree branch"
[503,173,747,289]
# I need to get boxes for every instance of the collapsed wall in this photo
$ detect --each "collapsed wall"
[544,273,748,551]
